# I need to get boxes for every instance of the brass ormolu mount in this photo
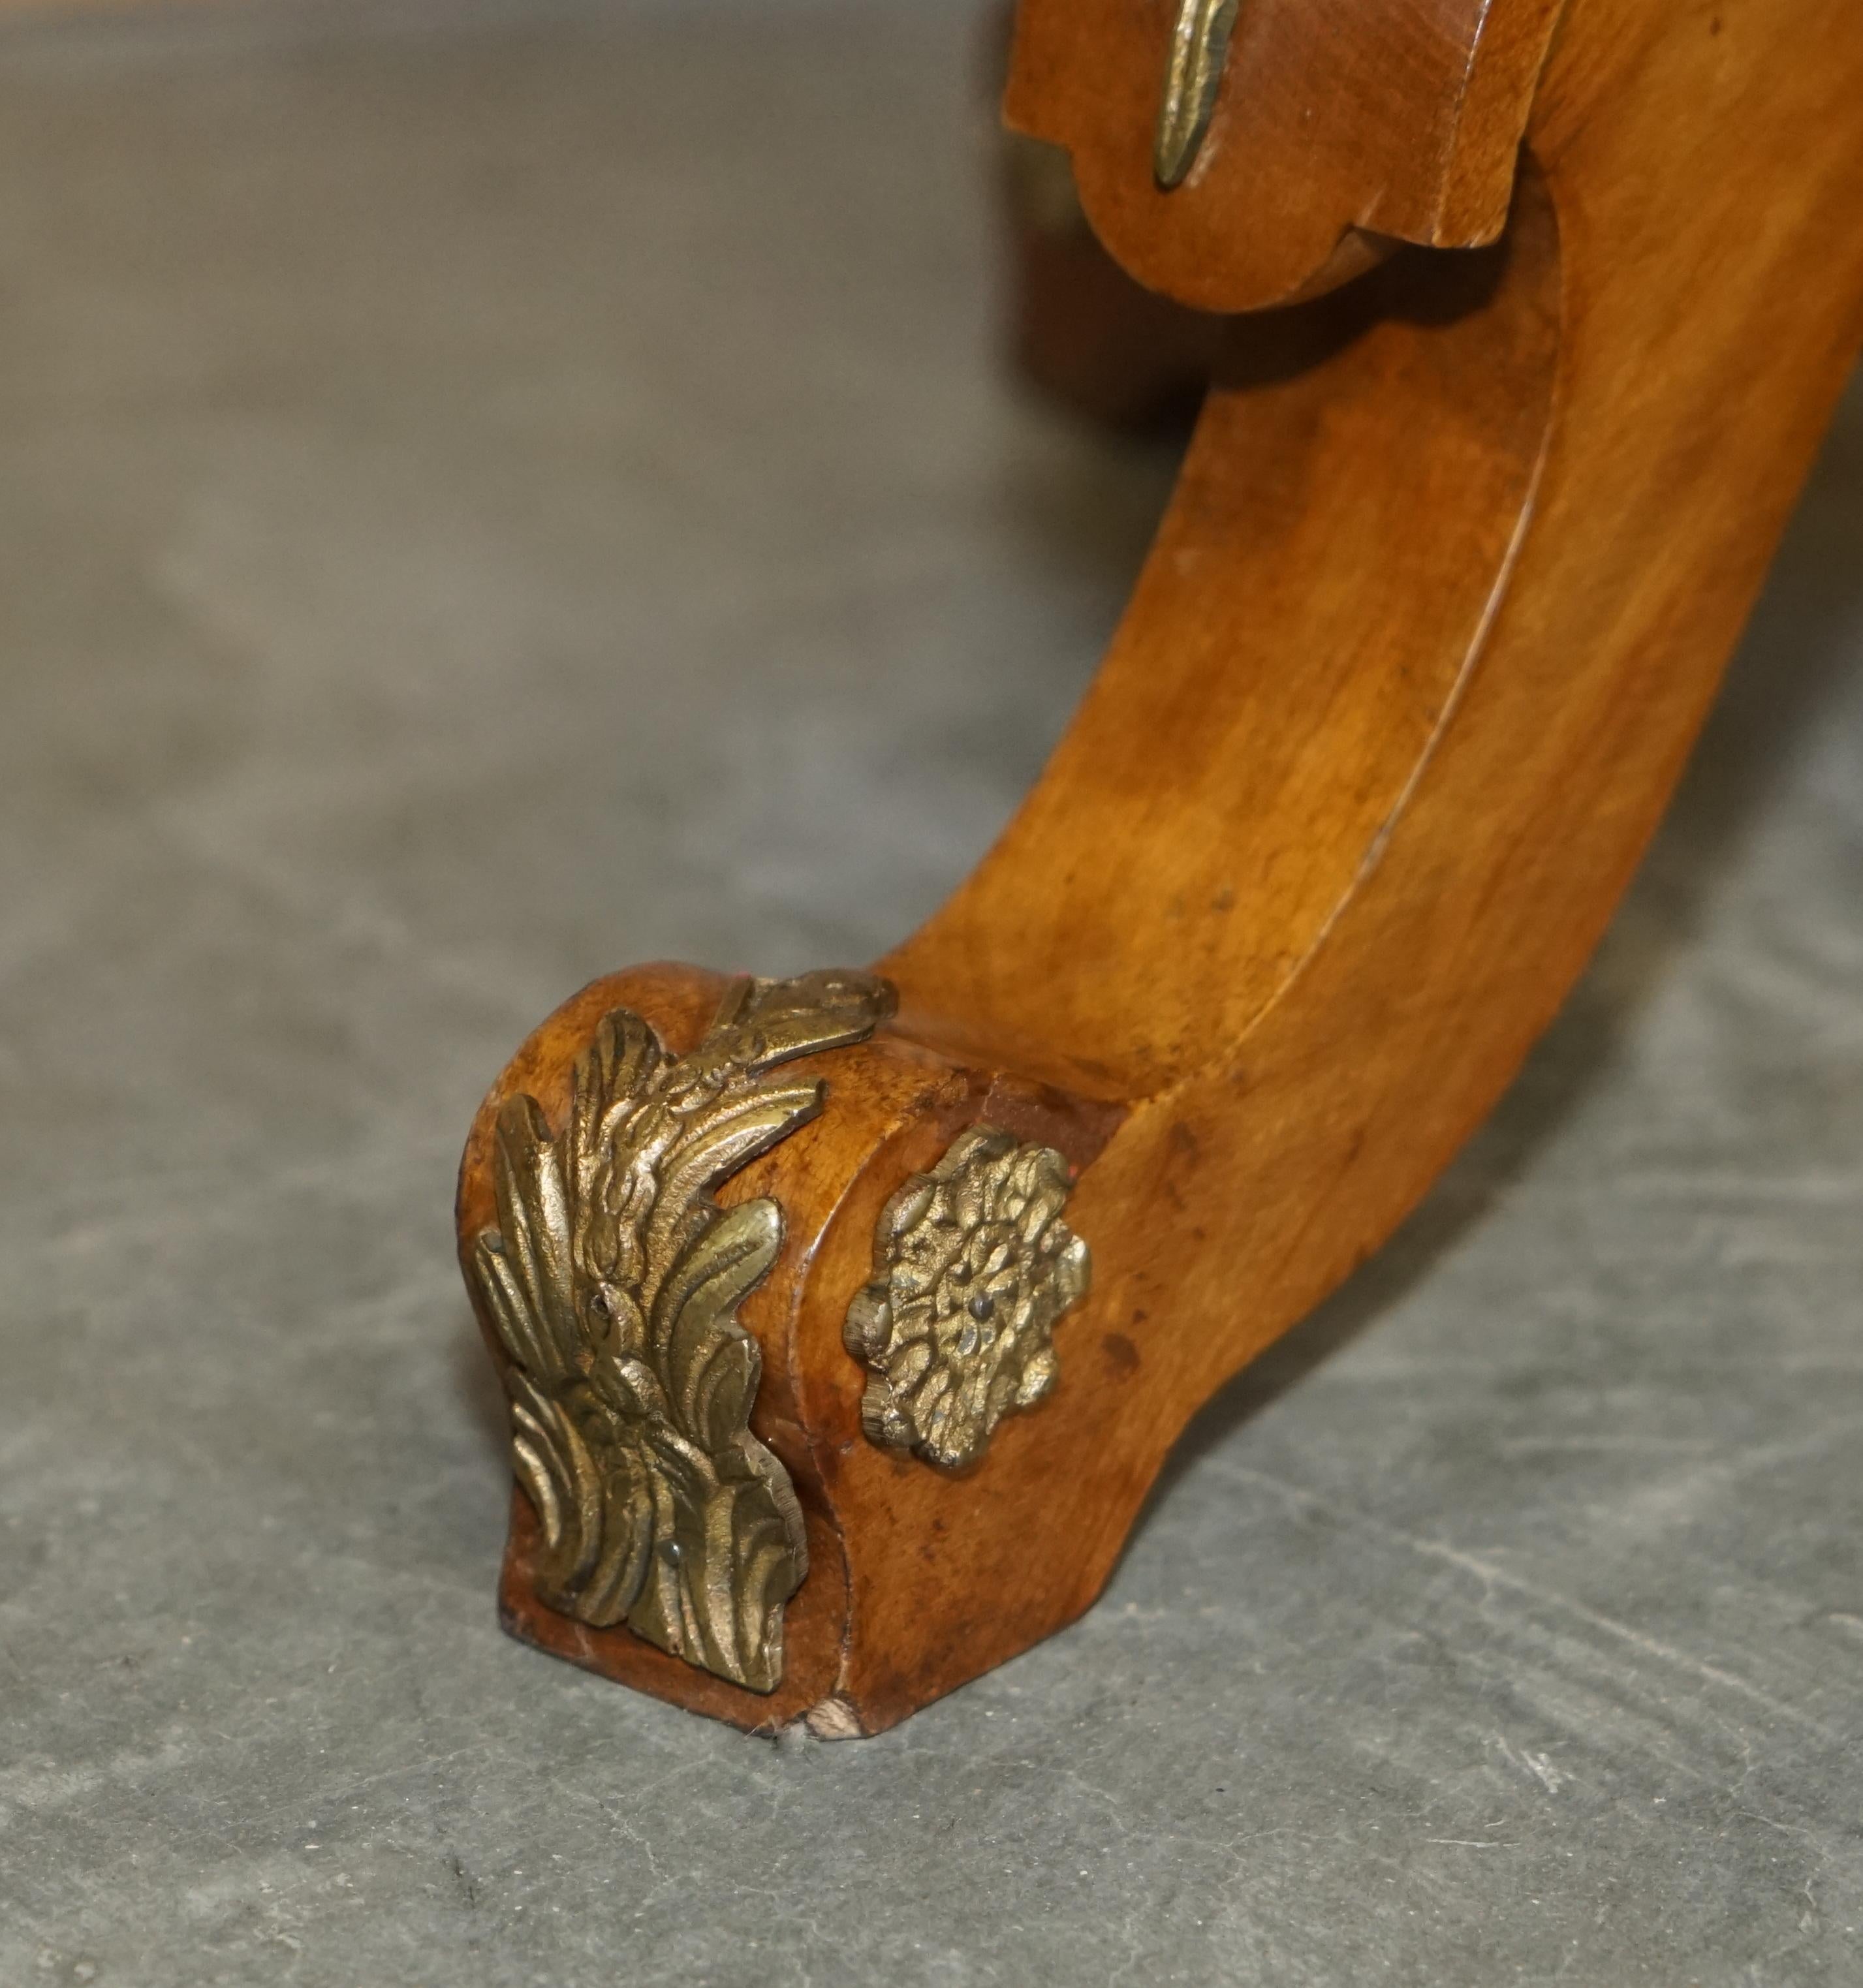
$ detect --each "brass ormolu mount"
[469,971,892,1694]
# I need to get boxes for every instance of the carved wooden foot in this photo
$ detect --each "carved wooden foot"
[458,0,1863,1733]
[458,963,1118,1733]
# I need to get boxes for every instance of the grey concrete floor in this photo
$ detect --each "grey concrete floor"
[1,1,1860,1983]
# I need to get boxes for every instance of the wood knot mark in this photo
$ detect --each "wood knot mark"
[1101,1331,1141,1376]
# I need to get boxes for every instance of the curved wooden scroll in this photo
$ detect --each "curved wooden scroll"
[460,0,1863,1733]
[1005,0,1568,309]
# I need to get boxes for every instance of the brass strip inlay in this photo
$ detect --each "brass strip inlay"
[1154,0,1242,189]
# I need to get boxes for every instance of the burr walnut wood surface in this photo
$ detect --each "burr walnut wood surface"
[460,0,1863,1732]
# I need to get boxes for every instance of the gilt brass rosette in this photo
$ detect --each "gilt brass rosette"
[471,969,893,1693]
[845,1126,1091,1471]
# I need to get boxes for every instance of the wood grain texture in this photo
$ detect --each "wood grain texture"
[1000,137,1224,426]
[460,0,1863,1732]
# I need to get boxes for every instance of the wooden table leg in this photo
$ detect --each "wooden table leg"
[457,0,1863,1734]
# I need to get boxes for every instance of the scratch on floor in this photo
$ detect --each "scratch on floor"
[1217,1464,1843,1743]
